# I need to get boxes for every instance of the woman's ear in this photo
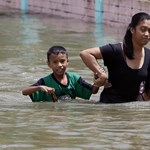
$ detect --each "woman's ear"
[130,28,134,34]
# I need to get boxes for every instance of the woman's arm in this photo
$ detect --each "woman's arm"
[143,91,150,101]
[80,47,107,85]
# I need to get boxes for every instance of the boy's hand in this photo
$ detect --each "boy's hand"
[39,85,55,94]
[94,71,111,88]
[39,86,57,102]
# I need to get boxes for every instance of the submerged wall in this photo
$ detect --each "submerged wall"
[0,0,98,23]
[103,0,150,26]
[28,0,96,22]
[0,0,150,25]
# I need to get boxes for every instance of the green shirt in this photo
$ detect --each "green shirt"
[30,72,92,102]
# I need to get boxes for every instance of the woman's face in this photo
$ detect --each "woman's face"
[132,19,150,46]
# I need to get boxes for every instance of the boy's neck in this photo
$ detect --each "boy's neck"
[53,73,68,85]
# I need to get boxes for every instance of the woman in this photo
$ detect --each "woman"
[80,12,150,103]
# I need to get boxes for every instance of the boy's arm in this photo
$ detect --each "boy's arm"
[92,71,110,94]
[22,86,41,95]
[22,78,57,102]
[92,84,99,94]
[22,85,55,96]
[22,78,55,96]
[92,77,106,94]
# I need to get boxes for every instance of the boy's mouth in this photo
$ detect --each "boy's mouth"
[57,67,65,73]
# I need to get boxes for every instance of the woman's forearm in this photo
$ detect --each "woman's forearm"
[143,92,150,101]
[80,51,102,74]
[80,48,107,81]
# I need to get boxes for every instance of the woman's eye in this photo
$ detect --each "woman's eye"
[140,27,147,32]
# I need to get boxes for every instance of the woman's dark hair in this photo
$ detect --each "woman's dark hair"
[123,12,150,59]
[47,46,68,62]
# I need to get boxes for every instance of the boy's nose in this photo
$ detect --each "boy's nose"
[58,62,62,66]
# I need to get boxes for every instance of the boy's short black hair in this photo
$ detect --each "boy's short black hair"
[47,46,68,62]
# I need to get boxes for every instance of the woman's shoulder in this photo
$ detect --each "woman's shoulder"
[102,42,122,54]
[144,47,150,58]
[144,47,150,63]
[144,47,150,51]
[100,42,122,50]
[109,42,122,49]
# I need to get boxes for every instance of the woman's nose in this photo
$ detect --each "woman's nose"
[145,30,150,36]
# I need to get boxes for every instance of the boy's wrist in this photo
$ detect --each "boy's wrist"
[94,78,106,87]
[93,83,100,88]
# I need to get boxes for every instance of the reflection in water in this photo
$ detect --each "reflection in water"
[0,102,150,149]
[21,14,42,45]
[20,0,28,14]
[0,11,150,149]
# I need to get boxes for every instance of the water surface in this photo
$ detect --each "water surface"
[0,11,150,150]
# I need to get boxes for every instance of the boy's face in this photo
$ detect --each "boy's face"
[47,53,69,76]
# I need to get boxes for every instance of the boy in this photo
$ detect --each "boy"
[22,46,103,102]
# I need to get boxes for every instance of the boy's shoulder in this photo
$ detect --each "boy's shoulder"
[42,74,52,79]
[66,72,81,81]
[66,71,80,77]
[42,74,54,83]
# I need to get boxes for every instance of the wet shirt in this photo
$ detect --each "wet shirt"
[30,72,93,102]
[100,43,150,103]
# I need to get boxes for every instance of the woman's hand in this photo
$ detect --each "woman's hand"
[94,68,111,88]
[143,92,150,101]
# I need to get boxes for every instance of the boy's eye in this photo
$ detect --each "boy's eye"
[60,60,65,63]
[52,61,58,64]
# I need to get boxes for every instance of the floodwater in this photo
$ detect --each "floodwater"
[0,10,150,150]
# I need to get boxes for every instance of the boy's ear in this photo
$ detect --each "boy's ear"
[47,61,51,68]
[67,59,69,64]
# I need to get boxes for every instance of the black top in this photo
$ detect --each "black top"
[32,73,93,90]
[99,43,150,103]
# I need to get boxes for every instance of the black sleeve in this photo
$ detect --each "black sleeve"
[100,44,115,66]
[100,43,122,67]
[77,77,93,90]
[145,66,150,93]
[32,78,45,86]
[144,48,150,93]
